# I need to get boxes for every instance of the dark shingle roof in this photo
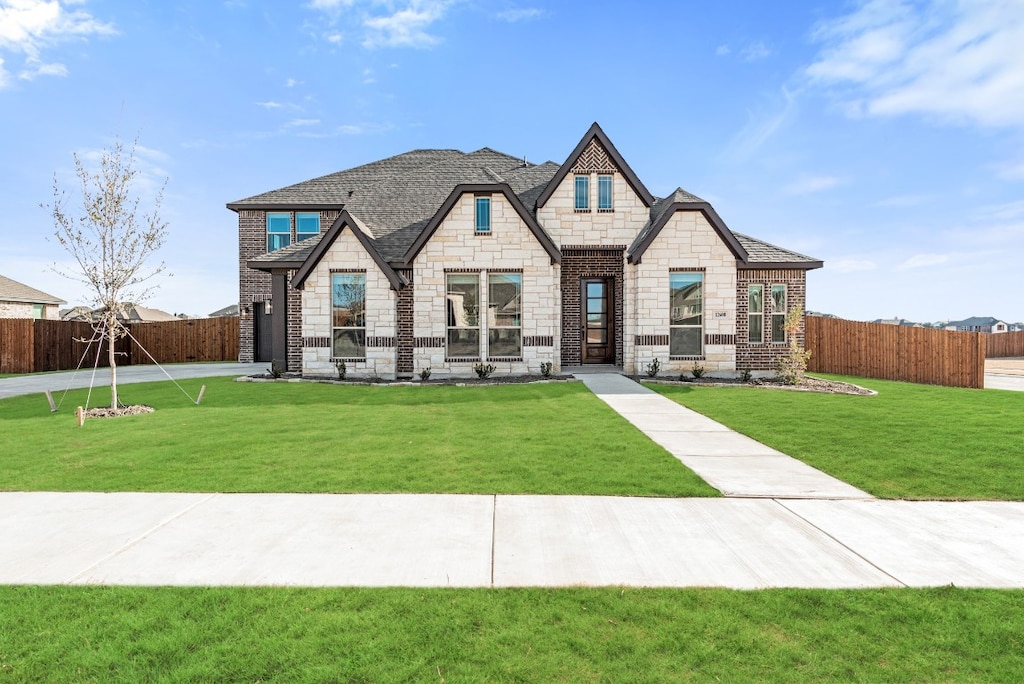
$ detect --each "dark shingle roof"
[733,233,822,267]
[0,275,65,305]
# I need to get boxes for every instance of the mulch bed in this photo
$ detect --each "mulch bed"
[641,375,875,396]
[83,405,155,418]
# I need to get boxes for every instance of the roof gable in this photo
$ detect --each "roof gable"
[290,211,406,291]
[536,122,655,209]
[627,193,749,264]
[402,184,561,266]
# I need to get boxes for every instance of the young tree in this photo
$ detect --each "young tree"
[46,137,169,409]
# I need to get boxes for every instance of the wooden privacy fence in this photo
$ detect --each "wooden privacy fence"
[805,316,986,389]
[986,330,1024,358]
[0,317,238,374]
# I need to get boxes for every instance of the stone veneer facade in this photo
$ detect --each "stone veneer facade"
[0,302,60,319]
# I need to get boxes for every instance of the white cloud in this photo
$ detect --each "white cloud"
[993,157,1024,181]
[496,7,543,23]
[805,0,1024,128]
[896,253,948,270]
[715,44,730,56]
[284,77,300,88]
[285,118,320,127]
[0,0,116,87]
[784,174,842,195]
[723,86,796,162]
[739,41,772,62]
[874,193,931,208]
[325,32,342,44]
[831,259,877,273]
[362,1,452,49]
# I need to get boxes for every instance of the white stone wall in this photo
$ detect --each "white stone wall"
[300,227,397,378]
[0,302,59,319]
[413,192,560,377]
[536,172,649,247]
[628,211,737,375]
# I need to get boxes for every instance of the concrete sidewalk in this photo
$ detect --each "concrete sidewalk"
[3,492,1023,588]
[576,373,872,499]
[0,362,256,400]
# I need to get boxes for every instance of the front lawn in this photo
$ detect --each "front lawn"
[652,375,1024,500]
[1,586,1022,682]
[0,378,716,497]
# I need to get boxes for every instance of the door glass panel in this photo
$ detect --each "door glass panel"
[587,329,607,344]
[587,282,604,299]
[587,313,606,326]
[587,297,606,313]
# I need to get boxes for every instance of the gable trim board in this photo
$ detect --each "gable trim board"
[230,123,822,377]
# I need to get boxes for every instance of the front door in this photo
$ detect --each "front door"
[582,278,614,363]
[253,301,273,363]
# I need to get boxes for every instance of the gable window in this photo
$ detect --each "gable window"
[296,213,320,241]
[669,272,703,357]
[574,175,590,211]
[597,174,613,211]
[447,274,480,358]
[267,213,291,252]
[332,273,366,359]
[748,285,763,344]
[475,196,491,234]
[771,284,787,343]
[488,273,521,357]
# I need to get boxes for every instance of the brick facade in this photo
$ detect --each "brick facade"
[736,269,807,371]
[560,247,625,366]
[396,273,414,377]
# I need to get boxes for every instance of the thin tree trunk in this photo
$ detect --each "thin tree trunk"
[107,313,119,409]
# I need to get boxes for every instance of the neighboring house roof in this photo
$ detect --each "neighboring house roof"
[208,304,239,317]
[233,125,822,274]
[949,316,1004,329]
[0,274,65,305]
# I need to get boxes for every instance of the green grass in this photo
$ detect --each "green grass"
[651,375,1024,500]
[1,586,1022,682]
[0,377,716,497]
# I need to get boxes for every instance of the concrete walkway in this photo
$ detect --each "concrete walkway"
[576,373,873,499]
[3,492,1024,588]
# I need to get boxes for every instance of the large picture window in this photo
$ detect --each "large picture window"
[296,213,320,241]
[487,273,521,357]
[771,284,787,343]
[574,175,589,210]
[748,284,763,344]
[447,274,480,358]
[267,213,290,251]
[332,273,366,358]
[669,272,703,357]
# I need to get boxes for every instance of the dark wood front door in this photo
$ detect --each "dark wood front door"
[582,278,614,363]
[253,302,273,363]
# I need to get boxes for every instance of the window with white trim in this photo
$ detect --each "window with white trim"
[296,213,320,241]
[574,175,590,211]
[332,273,366,359]
[475,196,491,234]
[771,284,787,343]
[748,284,763,344]
[597,174,613,211]
[446,274,480,358]
[487,273,521,357]
[267,213,290,252]
[669,272,703,356]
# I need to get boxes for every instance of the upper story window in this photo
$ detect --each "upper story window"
[748,285,763,344]
[296,213,320,241]
[475,196,491,234]
[771,284,787,343]
[267,213,291,252]
[574,175,590,211]
[669,272,703,357]
[597,174,613,211]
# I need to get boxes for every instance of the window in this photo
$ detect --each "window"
[771,284,787,343]
[488,273,521,357]
[574,175,590,210]
[748,285,763,344]
[475,196,491,234]
[669,272,703,356]
[32,304,44,320]
[267,213,291,251]
[296,213,320,241]
[597,174,613,211]
[446,274,480,358]
[332,273,366,358]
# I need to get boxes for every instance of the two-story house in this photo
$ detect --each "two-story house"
[228,123,822,379]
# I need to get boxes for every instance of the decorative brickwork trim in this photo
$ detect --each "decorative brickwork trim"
[367,336,395,348]
[560,247,626,367]
[488,357,522,363]
[396,275,414,375]
[414,337,445,348]
[303,336,330,348]
[670,355,705,361]
[523,335,554,347]
[444,268,481,274]
[446,357,481,363]
[635,334,669,346]
[705,334,736,345]
[570,139,617,174]
[329,268,366,274]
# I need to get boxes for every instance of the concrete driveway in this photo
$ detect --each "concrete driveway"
[986,358,1024,391]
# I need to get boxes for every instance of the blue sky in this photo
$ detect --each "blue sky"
[2,0,1022,323]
